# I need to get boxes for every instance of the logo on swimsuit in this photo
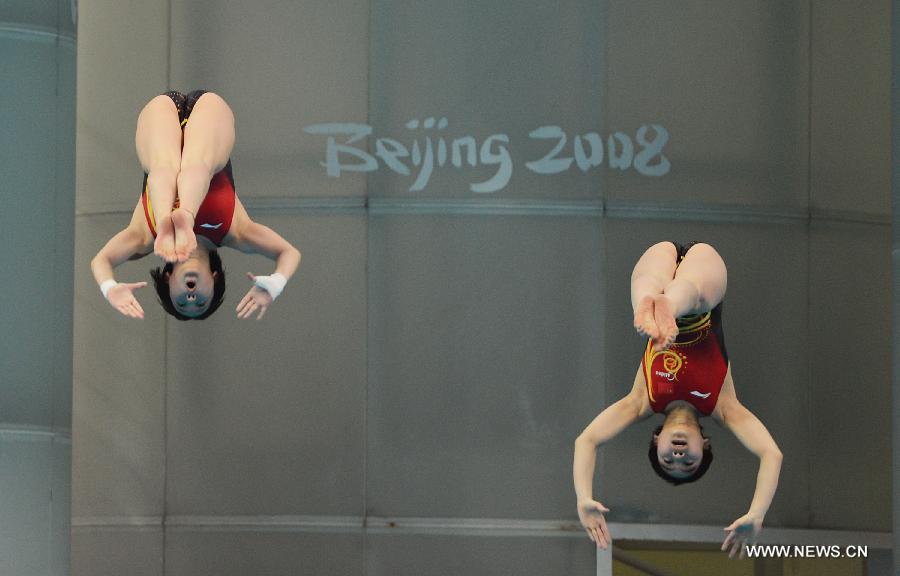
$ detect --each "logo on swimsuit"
[690,391,711,399]
[200,223,223,229]
[659,350,684,380]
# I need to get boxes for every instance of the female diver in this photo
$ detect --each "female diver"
[573,241,782,558]
[90,90,301,320]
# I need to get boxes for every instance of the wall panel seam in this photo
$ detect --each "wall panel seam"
[70,516,893,547]
[75,202,890,224]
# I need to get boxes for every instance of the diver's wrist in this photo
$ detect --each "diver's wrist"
[747,509,766,521]
[99,279,118,299]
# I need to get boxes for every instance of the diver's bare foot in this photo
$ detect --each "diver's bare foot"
[652,294,679,351]
[633,295,659,340]
[171,208,197,262]
[154,215,177,262]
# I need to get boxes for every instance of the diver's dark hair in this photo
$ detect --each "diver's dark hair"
[648,425,713,486]
[149,250,226,321]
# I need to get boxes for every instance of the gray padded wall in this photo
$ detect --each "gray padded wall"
[606,2,810,210]
[72,1,892,575]
[366,0,605,534]
[72,1,169,574]
[1,0,75,574]
[808,0,891,532]
[893,0,900,572]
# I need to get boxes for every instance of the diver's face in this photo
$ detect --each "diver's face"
[168,258,216,317]
[655,424,707,479]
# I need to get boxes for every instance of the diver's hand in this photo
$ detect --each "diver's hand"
[722,512,762,559]
[577,499,611,549]
[105,282,147,319]
[236,273,275,320]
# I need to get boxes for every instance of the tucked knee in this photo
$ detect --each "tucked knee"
[648,241,678,260]
[139,94,177,119]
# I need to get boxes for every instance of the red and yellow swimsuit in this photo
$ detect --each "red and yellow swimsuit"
[642,304,728,415]
[141,162,235,247]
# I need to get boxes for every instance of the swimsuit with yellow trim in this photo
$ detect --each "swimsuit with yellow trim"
[642,302,727,415]
[141,178,184,237]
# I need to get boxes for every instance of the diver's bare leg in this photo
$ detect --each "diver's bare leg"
[135,95,182,262]
[630,242,679,342]
[654,243,728,350]
[172,92,235,261]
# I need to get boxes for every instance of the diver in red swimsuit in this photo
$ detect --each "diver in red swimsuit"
[90,91,301,320]
[573,242,782,559]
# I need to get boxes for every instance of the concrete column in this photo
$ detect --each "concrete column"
[0,0,75,574]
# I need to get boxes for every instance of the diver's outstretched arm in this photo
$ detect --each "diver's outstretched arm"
[226,208,301,320]
[90,204,153,319]
[573,366,651,548]
[717,381,782,558]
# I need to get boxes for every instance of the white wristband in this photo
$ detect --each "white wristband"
[254,273,287,300]
[99,279,118,300]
